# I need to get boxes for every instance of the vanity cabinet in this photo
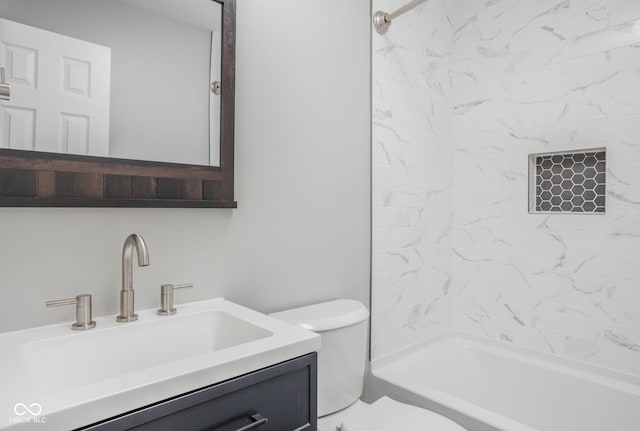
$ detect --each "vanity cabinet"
[76,353,317,431]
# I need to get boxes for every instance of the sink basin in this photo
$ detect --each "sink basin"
[21,310,272,390]
[0,298,320,430]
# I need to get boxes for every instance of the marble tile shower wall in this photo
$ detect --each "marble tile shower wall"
[371,0,454,358]
[451,0,640,375]
[372,0,640,374]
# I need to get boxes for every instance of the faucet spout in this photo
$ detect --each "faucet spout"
[117,233,150,322]
[123,233,150,286]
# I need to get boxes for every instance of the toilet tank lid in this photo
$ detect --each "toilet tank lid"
[270,299,369,332]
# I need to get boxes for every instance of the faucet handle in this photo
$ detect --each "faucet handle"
[157,283,193,316]
[46,294,96,330]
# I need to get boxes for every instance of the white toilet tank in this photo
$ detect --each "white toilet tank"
[270,299,369,417]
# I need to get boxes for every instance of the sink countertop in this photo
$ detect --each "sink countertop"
[0,298,320,430]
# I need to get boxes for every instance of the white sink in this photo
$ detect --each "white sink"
[0,298,320,430]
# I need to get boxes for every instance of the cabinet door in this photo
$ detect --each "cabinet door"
[77,353,317,431]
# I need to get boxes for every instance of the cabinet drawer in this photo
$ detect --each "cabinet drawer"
[78,353,317,431]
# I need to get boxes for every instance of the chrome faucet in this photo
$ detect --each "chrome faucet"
[116,233,150,322]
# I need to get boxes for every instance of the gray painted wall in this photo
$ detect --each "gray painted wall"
[0,0,371,332]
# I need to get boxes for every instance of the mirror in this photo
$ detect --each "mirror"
[0,0,222,166]
[0,0,236,207]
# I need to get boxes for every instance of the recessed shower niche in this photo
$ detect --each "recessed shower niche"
[529,149,606,214]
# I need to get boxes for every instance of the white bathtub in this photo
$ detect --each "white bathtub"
[367,331,640,431]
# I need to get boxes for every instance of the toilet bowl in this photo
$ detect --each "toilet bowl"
[270,300,466,431]
[317,398,465,431]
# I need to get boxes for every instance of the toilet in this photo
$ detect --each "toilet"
[270,299,466,431]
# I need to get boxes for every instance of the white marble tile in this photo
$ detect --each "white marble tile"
[372,0,640,376]
[541,14,601,43]
[371,0,455,358]
[372,125,451,167]
[585,344,640,376]
[373,248,423,273]
[374,207,450,230]
[570,20,640,58]
[543,115,640,147]
[553,51,614,81]
[382,226,449,251]
[600,0,640,26]
[608,183,640,208]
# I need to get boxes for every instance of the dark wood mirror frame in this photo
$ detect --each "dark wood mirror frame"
[0,0,236,208]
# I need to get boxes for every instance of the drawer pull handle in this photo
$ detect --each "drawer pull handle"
[234,413,268,431]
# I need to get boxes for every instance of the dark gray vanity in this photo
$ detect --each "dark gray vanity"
[77,354,317,431]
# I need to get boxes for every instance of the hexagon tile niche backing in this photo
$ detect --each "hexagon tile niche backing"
[530,149,606,213]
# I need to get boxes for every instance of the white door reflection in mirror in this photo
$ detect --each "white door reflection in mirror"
[0,18,110,156]
[0,0,222,167]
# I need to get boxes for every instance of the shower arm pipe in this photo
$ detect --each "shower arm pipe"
[373,0,429,34]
